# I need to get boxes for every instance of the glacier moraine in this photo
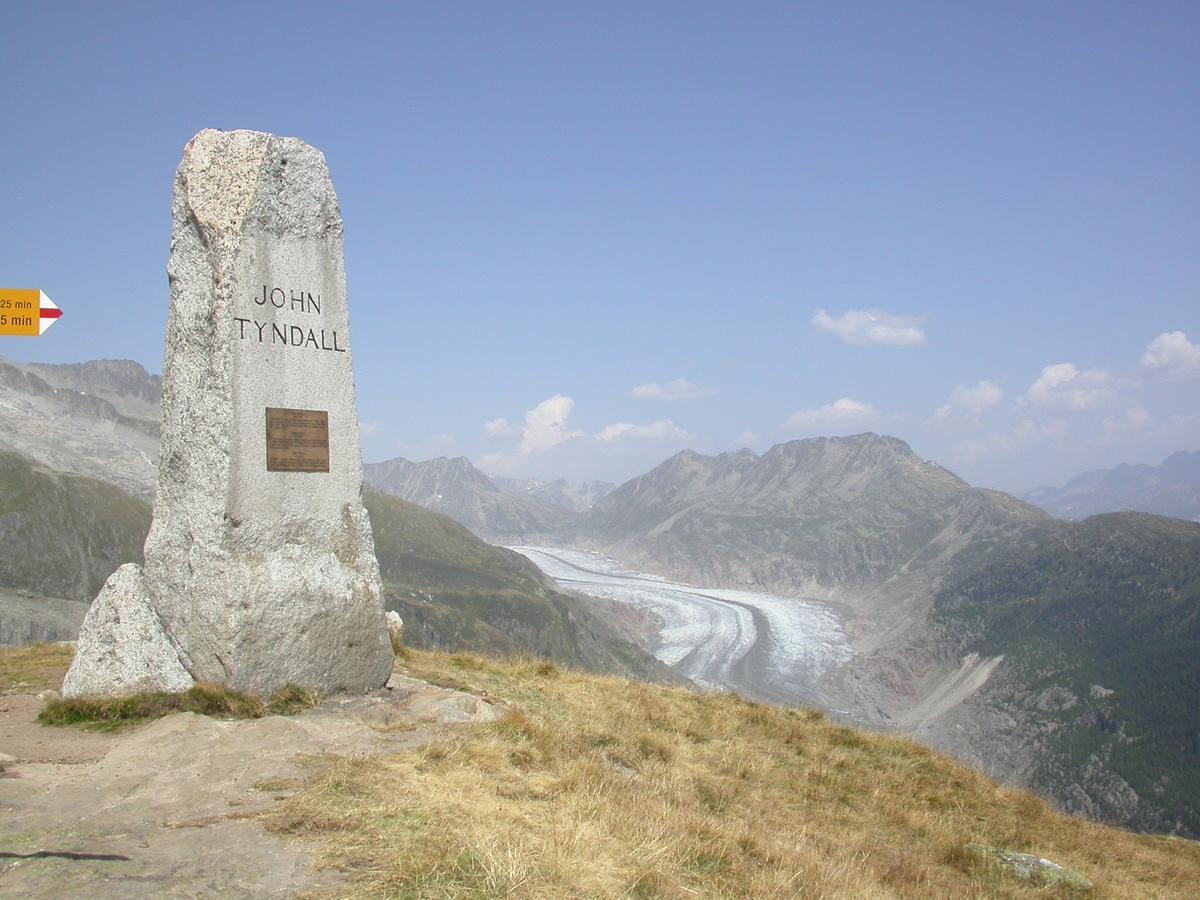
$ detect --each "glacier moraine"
[511,547,852,709]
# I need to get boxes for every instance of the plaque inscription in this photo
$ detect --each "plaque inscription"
[265,408,330,473]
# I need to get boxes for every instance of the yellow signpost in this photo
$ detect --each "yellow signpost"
[0,289,62,336]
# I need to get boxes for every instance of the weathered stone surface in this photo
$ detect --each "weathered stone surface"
[964,843,1094,893]
[386,609,404,653]
[382,673,503,724]
[61,565,194,697]
[63,129,392,697]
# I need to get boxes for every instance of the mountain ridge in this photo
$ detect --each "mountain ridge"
[572,433,1045,597]
[1023,449,1200,522]
[490,475,615,512]
[363,455,578,543]
[0,356,160,499]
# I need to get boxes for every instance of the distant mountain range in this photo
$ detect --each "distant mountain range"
[275,429,1200,835]
[0,449,150,603]
[490,475,615,513]
[362,456,577,543]
[1023,450,1200,522]
[3,356,1198,836]
[572,436,1047,596]
[360,456,613,540]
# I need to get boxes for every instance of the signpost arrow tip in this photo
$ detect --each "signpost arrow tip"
[39,292,62,334]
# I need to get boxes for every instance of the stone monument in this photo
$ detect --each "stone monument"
[62,129,394,698]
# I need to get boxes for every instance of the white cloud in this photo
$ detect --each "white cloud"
[478,394,585,475]
[595,419,690,443]
[811,309,927,347]
[782,397,879,432]
[1141,331,1200,381]
[934,381,1004,421]
[1020,363,1116,410]
[519,394,584,455]
[733,430,761,448]
[629,378,716,400]
[482,416,517,438]
[358,421,382,437]
[1101,407,1153,442]
[951,418,1069,462]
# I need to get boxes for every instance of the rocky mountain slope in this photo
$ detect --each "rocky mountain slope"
[0,357,160,499]
[363,455,577,542]
[366,488,677,683]
[23,358,161,412]
[1023,450,1200,522]
[931,512,1200,836]
[0,589,88,646]
[0,448,149,646]
[0,449,150,603]
[572,434,1048,597]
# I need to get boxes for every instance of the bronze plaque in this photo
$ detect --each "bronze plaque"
[265,407,330,473]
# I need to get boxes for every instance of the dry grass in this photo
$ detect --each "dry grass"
[272,650,1200,898]
[0,641,73,693]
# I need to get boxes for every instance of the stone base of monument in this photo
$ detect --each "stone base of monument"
[61,128,394,699]
[61,565,195,698]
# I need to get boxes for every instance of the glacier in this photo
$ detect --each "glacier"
[512,547,852,709]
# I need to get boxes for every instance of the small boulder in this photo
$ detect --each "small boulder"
[964,843,1093,893]
[61,564,195,698]
[386,610,404,655]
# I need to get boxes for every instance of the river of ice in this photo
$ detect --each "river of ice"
[511,546,852,709]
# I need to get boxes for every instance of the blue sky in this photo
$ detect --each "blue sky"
[3,2,1197,491]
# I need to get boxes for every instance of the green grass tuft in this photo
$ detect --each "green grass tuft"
[267,683,320,715]
[38,681,319,731]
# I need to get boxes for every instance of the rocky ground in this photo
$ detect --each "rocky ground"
[0,671,505,898]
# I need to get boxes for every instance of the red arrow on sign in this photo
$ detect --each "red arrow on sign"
[39,296,62,333]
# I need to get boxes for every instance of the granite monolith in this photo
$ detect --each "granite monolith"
[63,129,393,698]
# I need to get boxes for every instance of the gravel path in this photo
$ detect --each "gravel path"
[0,674,503,897]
